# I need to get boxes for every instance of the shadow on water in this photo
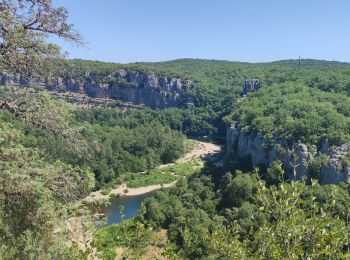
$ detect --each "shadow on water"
[100,191,157,225]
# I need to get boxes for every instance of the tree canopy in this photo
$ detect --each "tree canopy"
[0,0,81,77]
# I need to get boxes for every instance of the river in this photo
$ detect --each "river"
[92,140,222,225]
[101,191,156,225]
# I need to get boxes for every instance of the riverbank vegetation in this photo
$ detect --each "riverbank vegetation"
[96,163,350,259]
[125,159,201,188]
[126,170,177,189]
[5,57,350,257]
[0,89,188,257]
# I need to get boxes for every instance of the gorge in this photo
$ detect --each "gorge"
[3,0,350,258]
[3,58,350,259]
[3,63,350,186]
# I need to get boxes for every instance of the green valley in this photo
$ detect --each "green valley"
[2,1,350,259]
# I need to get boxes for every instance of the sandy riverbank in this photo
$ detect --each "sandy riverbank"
[84,181,177,202]
[82,140,222,203]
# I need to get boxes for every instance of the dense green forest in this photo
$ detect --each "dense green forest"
[3,0,350,258]
[226,82,350,147]
[0,89,188,257]
[54,58,350,140]
[0,91,186,189]
[77,59,350,259]
[95,163,350,259]
[0,119,95,258]
[4,58,350,258]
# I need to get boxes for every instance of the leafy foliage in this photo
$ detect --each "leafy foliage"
[0,92,186,257]
[55,58,350,140]
[94,218,152,260]
[253,179,348,259]
[0,120,94,259]
[136,164,350,259]
[0,93,186,189]
[227,83,350,147]
[76,115,185,188]
[0,0,82,77]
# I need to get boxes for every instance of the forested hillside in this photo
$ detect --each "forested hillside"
[84,59,350,259]
[4,0,350,259]
[4,56,350,258]
[0,90,185,189]
[226,83,350,147]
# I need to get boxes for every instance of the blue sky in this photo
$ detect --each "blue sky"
[52,0,350,64]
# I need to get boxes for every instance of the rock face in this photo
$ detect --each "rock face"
[319,143,350,184]
[226,124,350,184]
[226,79,350,185]
[226,124,314,180]
[0,70,195,109]
[242,79,260,96]
[0,73,32,87]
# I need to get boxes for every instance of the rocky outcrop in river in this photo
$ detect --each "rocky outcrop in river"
[0,69,195,109]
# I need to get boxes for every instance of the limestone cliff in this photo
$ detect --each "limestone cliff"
[319,143,350,184]
[226,124,350,184]
[0,69,195,109]
[226,124,314,180]
[226,78,350,185]
[242,79,260,96]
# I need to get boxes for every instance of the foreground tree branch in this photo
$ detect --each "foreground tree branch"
[0,0,83,78]
[0,0,87,151]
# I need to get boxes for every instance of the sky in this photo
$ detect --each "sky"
[51,0,350,64]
